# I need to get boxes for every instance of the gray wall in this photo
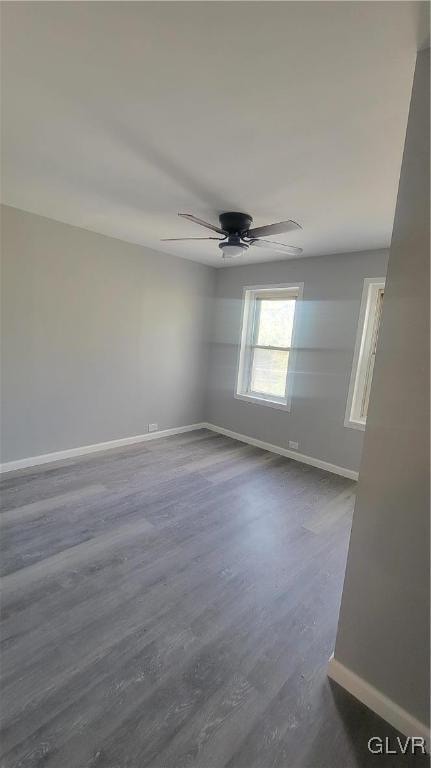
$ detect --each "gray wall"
[206,249,389,473]
[0,205,215,462]
[333,49,430,726]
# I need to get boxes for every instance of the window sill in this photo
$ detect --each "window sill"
[344,417,366,431]
[234,392,291,412]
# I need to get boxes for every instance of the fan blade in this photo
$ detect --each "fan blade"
[247,219,302,238]
[178,213,226,235]
[249,239,303,256]
[161,237,223,241]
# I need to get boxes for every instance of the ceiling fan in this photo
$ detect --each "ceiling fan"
[161,212,303,258]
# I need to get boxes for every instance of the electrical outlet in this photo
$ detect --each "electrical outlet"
[288,440,299,450]
[148,423,158,433]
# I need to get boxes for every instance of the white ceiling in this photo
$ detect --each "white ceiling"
[1,2,427,267]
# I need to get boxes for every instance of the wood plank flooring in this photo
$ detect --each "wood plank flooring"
[0,430,428,767]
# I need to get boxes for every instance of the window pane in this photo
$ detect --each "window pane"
[348,282,385,425]
[360,289,384,419]
[255,299,295,347]
[255,299,296,347]
[250,348,289,398]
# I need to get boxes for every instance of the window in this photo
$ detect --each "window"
[345,278,385,430]
[236,283,303,411]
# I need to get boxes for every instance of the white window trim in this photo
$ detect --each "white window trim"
[235,282,304,412]
[345,277,385,431]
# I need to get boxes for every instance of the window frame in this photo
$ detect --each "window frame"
[235,282,304,412]
[345,277,385,431]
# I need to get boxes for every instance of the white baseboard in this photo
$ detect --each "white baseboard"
[202,423,359,480]
[0,423,207,473]
[328,656,430,742]
[0,421,359,480]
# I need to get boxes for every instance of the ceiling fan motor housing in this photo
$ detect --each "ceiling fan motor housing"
[219,212,253,235]
[218,213,253,257]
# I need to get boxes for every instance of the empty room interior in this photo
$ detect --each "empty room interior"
[0,2,429,767]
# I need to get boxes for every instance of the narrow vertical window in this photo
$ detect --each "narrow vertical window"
[345,278,385,430]
[236,284,303,411]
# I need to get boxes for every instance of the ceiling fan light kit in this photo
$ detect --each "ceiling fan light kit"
[219,240,249,259]
[161,211,303,260]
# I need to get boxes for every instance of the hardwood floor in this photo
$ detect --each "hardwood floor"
[0,430,428,767]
